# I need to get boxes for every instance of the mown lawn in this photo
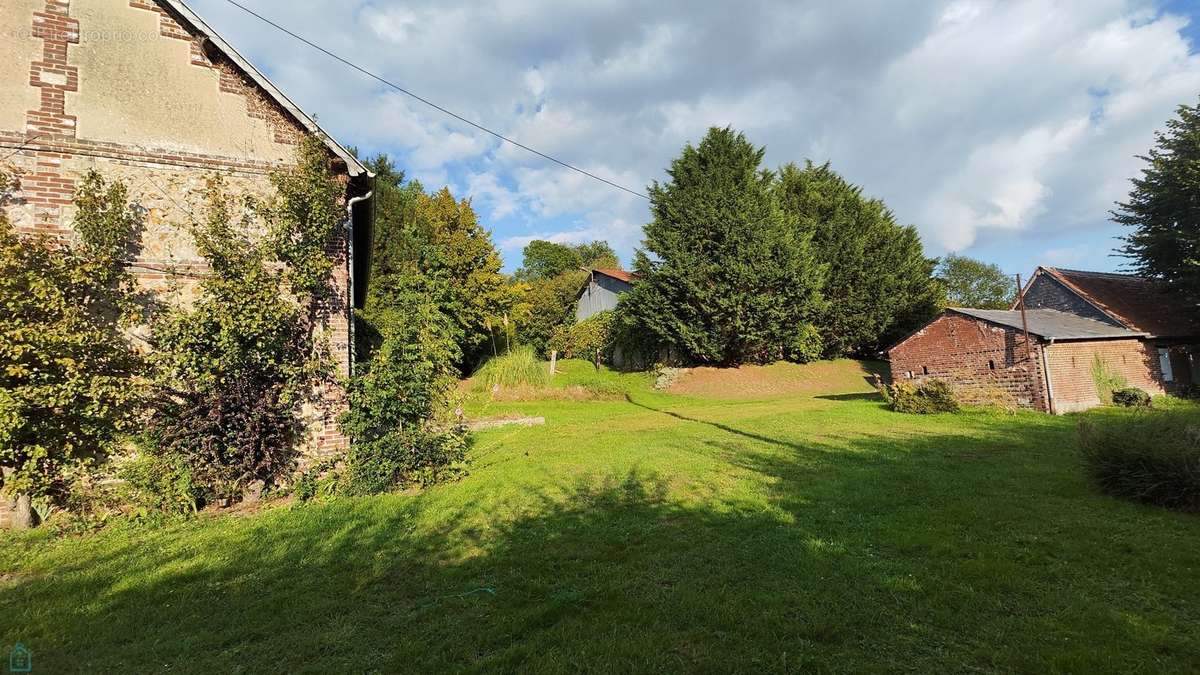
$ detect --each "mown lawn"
[3,360,1199,673]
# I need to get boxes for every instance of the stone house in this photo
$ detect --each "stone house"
[0,0,374,456]
[575,268,635,321]
[888,266,1199,413]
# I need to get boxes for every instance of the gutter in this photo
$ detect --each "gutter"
[344,191,373,378]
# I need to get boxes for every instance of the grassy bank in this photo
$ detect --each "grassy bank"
[3,360,1199,672]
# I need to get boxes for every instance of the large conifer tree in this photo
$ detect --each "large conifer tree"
[1116,99,1200,305]
[776,162,940,357]
[619,127,824,365]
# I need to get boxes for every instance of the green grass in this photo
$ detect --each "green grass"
[4,360,1200,672]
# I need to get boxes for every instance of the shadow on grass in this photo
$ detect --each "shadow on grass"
[814,392,885,402]
[623,393,808,452]
[3,410,1199,672]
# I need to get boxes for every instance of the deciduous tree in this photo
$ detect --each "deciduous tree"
[936,253,1014,309]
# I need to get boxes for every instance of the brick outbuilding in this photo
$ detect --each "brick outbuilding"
[888,308,1163,413]
[1019,267,1199,392]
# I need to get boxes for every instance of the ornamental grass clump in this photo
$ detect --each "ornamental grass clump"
[1078,408,1200,511]
[472,345,550,392]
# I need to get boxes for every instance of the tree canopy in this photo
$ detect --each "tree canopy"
[936,253,1014,309]
[515,239,620,281]
[1116,98,1200,305]
[358,154,514,374]
[618,127,825,365]
[776,162,941,356]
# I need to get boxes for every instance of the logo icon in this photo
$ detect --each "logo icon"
[9,643,31,673]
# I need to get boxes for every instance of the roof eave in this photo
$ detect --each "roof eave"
[1050,333,1151,342]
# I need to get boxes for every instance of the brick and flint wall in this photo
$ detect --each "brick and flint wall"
[888,312,1049,411]
[0,0,352,459]
[889,312,1173,413]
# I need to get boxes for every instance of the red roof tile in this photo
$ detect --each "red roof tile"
[1039,267,1200,339]
[592,268,636,283]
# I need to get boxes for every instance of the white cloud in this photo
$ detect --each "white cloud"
[187,0,1200,270]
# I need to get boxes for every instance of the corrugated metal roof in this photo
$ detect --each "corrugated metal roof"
[951,308,1147,340]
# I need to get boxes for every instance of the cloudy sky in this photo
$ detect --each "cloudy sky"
[190,0,1200,276]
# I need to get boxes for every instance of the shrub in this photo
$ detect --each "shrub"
[147,176,324,503]
[0,171,144,521]
[341,425,470,494]
[549,311,614,364]
[889,379,959,414]
[340,282,471,495]
[117,449,200,517]
[472,345,550,392]
[1112,387,1152,408]
[1078,408,1200,511]
[785,323,824,364]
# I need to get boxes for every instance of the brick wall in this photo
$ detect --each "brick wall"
[1022,273,1122,327]
[889,313,1049,411]
[0,0,351,460]
[1044,339,1166,413]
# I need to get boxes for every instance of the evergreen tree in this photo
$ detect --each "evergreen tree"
[1116,98,1200,305]
[936,253,1014,309]
[776,162,941,356]
[619,127,824,365]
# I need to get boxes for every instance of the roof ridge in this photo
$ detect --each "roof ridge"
[1050,267,1151,281]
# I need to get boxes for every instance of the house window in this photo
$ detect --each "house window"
[922,366,929,375]
[1159,348,1174,382]
[988,360,996,370]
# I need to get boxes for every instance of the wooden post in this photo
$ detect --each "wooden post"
[1016,273,1033,363]
[549,350,557,375]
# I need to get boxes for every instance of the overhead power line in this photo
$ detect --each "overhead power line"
[220,0,650,201]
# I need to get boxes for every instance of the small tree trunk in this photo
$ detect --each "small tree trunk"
[11,494,33,530]
[2,466,33,530]
[549,350,557,375]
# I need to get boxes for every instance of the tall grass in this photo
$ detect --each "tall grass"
[1078,407,1200,511]
[471,345,551,392]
